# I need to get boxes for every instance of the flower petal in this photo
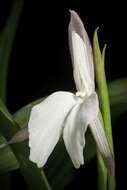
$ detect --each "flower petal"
[69,10,94,94]
[89,117,115,176]
[28,91,81,167]
[63,92,98,168]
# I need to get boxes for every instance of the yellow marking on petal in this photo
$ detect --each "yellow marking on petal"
[76,91,86,98]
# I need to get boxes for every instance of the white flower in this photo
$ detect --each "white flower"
[28,10,114,176]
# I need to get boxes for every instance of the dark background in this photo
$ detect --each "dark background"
[0,0,126,189]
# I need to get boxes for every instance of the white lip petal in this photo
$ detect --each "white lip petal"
[69,10,94,94]
[63,103,86,168]
[28,91,80,168]
[63,92,99,168]
[89,117,115,176]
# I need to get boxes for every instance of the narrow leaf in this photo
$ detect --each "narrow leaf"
[93,28,115,190]
[0,135,19,174]
[93,28,108,190]
[0,0,23,102]
[109,78,127,121]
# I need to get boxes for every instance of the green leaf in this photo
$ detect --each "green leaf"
[93,28,113,145]
[0,99,52,190]
[0,0,23,102]
[93,28,108,190]
[93,28,115,190]
[109,78,127,121]
[0,135,19,174]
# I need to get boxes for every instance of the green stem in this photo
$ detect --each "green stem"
[97,151,107,190]
[97,111,107,190]
[41,170,52,190]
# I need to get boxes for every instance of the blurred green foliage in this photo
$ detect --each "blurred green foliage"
[0,0,23,103]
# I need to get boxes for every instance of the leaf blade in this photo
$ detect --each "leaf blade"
[93,28,115,190]
[0,0,23,102]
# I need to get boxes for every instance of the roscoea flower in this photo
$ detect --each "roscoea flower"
[1,10,114,176]
[28,10,114,175]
